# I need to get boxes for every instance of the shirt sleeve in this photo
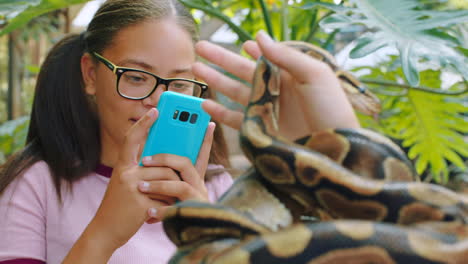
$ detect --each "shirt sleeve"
[205,164,234,203]
[0,162,49,262]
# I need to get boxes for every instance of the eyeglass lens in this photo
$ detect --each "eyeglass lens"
[119,71,202,98]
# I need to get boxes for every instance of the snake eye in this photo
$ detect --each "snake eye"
[338,74,367,94]
[357,86,367,93]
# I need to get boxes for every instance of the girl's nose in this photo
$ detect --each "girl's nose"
[142,84,165,108]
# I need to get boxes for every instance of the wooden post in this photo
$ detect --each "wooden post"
[7,31,22,120]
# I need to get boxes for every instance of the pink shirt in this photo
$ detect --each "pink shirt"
[0,161,233,264]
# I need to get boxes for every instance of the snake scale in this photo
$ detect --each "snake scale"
[162,41,468,263]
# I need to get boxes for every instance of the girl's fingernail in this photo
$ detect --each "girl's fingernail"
[139,181,150,192]
[148,208,158,217]
[147,108,156,118]
[142,156,152,163]
[257,30,273,44]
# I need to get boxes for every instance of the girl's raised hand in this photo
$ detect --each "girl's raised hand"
[193,31,359,141]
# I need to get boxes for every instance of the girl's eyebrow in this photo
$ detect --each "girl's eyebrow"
[170,67,192,75]
[118,59,192,75]
[118,59,153,70]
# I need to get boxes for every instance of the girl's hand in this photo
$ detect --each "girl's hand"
[91,108,169,248]
[64,108,171,262]
[193,31,359,140]
[139,122,216,222]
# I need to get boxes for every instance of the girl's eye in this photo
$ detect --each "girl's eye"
[172,82,189,89]
[122,71,151,85]
[127,75,145,82]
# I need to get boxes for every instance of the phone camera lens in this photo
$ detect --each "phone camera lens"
[189,113,198,124]
[179,111,190,122]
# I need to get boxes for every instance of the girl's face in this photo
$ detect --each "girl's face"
[82,19,196,165]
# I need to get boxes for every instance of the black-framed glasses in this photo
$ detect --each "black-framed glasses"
[92,52,208,99]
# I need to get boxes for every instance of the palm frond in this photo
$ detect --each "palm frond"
[358,64,468,183]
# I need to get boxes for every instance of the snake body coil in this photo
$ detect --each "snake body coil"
[162,41,468,264]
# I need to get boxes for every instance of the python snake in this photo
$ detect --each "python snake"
[162,41,468,263]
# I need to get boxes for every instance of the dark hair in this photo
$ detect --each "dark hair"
[0,0,230,198]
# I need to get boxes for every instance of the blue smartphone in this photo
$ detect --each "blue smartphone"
[140,91,211,165]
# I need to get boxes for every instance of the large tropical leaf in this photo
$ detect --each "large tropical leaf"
[0,0,40,20]
[315,0,468,86]
[357,61,468,183]
[0,0,88,36]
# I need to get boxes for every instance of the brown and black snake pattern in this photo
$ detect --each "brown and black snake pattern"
[162,41,468,264]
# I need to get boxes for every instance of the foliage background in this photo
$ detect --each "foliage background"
[0,0,466,187]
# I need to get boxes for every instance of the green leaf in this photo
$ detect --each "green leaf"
[456,46,468,57]
[0,0,88,36]
[0,0,40,18]
[0,116,29,136]
[424,29,461,46]
[258,0,274,38]
[0,116,29,158]
[414,10,468,29]
[398,43,420,85]
[25,64,40,74]
[179,0,252,41]
[350,32,390,58]
[319,14,356,30]
[444,149,466,169]
[320,0,468,86]
[358,64,468,184]
[300,2,351,13]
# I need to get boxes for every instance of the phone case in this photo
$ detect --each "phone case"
[140,91,211,165]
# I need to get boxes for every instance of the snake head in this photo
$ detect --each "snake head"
[282,41,382,117]
[337,71,381,116]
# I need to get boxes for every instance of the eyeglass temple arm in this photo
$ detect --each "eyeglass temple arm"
[93,52,118,74]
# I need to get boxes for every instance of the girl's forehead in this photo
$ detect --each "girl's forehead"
[99,20,196,75]
[104,19,194,56]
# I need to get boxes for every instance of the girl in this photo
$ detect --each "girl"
[0,0,233,263]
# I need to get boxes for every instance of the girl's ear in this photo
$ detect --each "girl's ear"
[81,53,97,95]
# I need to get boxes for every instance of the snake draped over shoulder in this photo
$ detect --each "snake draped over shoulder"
[162,41,468,264]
